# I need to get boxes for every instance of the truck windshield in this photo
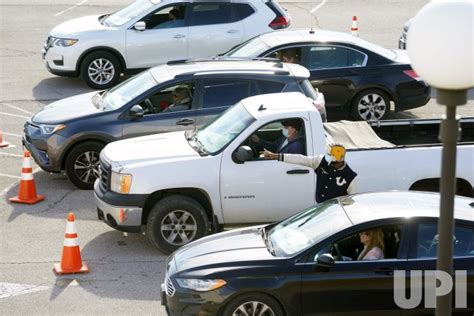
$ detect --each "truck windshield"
[194,103,255,155]
[268,200,351,257]
[103,0,155,27]
[100,70,157,110]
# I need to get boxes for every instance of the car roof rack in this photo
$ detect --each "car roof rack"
[174,68,290,78]
[166,56,282,66]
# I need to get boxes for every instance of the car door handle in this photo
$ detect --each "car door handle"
[287,169,310,175]
[174,34,186,39]
[227,29,239,34]
[176,119,194,126]
[374,267,394,275]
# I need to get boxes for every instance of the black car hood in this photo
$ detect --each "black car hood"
[32,92,101,124]
[173,226,278,275]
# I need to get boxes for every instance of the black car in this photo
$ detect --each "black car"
[225,29,431,121]
[23,60,324,189]
[161,191,474,315]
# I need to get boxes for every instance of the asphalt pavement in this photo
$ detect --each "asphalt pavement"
[0,0,473,314]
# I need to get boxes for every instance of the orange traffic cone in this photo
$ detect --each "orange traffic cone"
[0,130,10,148]
[53,212,89,275]
[9,151,45,204]
[351,16,359,36]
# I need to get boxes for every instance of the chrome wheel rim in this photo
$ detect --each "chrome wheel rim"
[232,301,275,316]
[88,58,115,85]
[161,210,197,246]
[357,93,387,121]
[74,151,100,184]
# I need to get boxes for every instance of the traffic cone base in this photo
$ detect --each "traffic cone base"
[54,212,89,275]
[0,142,10,148]
[9,194,45,204]
[53,262,89,275]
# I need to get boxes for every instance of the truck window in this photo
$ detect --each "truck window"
[243,118,306,159]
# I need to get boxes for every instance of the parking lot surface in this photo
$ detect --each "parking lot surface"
[1,0,473,314]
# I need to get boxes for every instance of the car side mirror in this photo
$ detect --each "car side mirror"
[316,253,335,268]
[129,105,144,119]
[232,146,253,164]
[134,21,146,31]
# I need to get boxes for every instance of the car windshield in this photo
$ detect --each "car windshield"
[103,0,155,27]
[224,36,270,57]
[268,200,352,257]
[192,103,255,155]
[101,70,157,110]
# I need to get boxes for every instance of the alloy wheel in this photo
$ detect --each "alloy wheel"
[74,151,100,185]
[88,58,115,86]
[357,93,387,121]
[160,210,198,246]
[232,301,275,316]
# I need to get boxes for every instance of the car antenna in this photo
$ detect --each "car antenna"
[258,104,267,111]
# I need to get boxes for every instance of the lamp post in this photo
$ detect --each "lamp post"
[407,1,474,315]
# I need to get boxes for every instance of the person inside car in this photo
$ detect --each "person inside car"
[278,48,300,64]
[155,8,185,29]
[251,119,305,154]
[162,86,192,112]
[357,228,385,260]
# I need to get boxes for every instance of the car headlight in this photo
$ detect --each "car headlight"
[51,37,78,47]
[175,278,226,292]
[110,172,132,194]
[39,124,66,134]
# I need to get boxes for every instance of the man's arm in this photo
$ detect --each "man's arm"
[278,153,323,169]
[347,177,357,194]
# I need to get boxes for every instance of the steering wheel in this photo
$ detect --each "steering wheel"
[332,243,343,261]
[144,99,156,114]
[244,138,260,158]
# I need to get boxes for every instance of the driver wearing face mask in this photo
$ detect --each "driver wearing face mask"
[250,119,305,155]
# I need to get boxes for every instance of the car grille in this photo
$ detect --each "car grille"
[24,121,39,143]
[99,158,111,192]
[165,277,175,297]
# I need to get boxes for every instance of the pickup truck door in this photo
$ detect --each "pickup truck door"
[220,121,317,224]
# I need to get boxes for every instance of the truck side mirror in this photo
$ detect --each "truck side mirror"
[232,146,253,164]
[316,253,335,268]
[129,105,144,119]
[134,21,146,31]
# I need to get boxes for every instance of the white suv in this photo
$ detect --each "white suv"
[42,0,290,89]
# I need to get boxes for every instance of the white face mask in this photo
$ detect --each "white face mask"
[282,127,289,138]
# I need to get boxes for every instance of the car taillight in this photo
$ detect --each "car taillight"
[269,16,290,29]
[403,69,421,81]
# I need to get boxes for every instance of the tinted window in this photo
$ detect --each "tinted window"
[191,3,231,26]
[234,3,254,20]
[148,5,187,29]
[308,46,366,70]
[257,81,285,94]
[202,80,258,109]
[415,222,474,258]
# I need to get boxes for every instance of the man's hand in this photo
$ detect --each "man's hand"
[260,150,278,160]
[250,134,260,143]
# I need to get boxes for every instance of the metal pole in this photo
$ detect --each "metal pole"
[435,89,466,316]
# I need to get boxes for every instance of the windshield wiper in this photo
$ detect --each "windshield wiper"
[260,227,276,256]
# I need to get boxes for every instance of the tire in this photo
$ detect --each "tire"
[80,51,121,89]
[351,89,391,121]
[146,195,209,254]
[65,141,104,190]
[222,293,285,316]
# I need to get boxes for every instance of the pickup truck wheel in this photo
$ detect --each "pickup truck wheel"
[351,89,390,121]
[147,195,209,254]
[223,293,284,316]
[81,51,121,89]
[65,141,104,190]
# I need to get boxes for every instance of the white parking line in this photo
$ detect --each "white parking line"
[310,0,328,13]
[0,152,23,158]
[0,103,32,115]
[0,112,29,119]
[2,132,22,138]
[0,173,21,179]
[0,283,49,299]
[54,0,88,17]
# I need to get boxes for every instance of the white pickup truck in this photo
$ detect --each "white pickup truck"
[94,92,474,253]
